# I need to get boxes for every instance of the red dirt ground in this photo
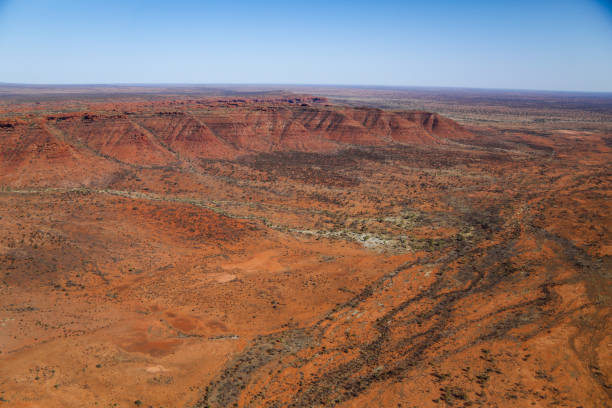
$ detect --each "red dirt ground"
[0,93,610,407]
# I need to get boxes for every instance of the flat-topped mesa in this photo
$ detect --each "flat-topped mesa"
[0,98,472,186]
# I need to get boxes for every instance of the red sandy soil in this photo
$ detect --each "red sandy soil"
[0,95,610,407]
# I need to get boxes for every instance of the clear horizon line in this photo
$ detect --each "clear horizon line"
[1,81,612,95]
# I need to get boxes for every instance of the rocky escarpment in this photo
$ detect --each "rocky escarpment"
[0,98,472,186]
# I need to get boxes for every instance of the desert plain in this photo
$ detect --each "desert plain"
[0,85,610,407]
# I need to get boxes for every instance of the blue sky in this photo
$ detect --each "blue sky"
[0,0,611,91]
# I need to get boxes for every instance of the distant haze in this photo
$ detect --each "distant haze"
[0,0,611,92]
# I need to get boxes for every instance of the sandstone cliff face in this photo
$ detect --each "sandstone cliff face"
[0,120,119,187]
[55,115,177,166]
[0,100,471,186]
